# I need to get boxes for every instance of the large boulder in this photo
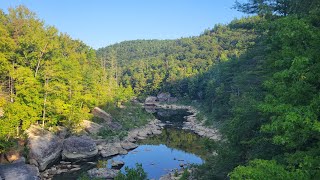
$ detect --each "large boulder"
[157,92,171,102]
[26,125,62,171]
[81,120,103,135]
[100,142,128,158]
[62,136,98,160]
[144,96,157,105]
[87,168,119,179]
[100,145,119,158]
[92,107,112,124]
[99,143,127,158]
[0,160,39,180]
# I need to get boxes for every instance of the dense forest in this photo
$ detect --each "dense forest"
[97,0,320,179]
[0,6,134,152]
[1,0,320,179]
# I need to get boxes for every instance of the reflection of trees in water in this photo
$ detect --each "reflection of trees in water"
[139,127,215,159]
[153,109,192,125]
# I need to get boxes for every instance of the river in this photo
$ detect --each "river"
[53,108,214,179]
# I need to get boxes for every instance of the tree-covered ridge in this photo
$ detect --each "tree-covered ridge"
[97,39,177,65]
[192,1,320,179]
[0,6,134,152]
[97,17,259,94]
[97,1,320,179]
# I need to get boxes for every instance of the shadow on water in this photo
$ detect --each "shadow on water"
[153,108,192,128]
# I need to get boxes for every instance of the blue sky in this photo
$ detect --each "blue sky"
[0,0,246,49]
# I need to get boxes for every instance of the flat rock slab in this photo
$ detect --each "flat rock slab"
[0,161,39,180]
[121,142,138,150]
[111,160,124,169]
[62,136,98,160]
[87,168,119,179]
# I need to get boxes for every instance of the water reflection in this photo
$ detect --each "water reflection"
[109,144,203,179]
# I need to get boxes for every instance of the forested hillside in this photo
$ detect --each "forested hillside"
[96,18,258,94]
[0,6,133,152]
[97,0,320,179]
[1,0,320,179]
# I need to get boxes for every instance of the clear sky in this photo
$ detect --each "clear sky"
[0,0,245,49]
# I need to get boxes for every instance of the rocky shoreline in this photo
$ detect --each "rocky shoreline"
[46,104,220,180]
[40,119,165,179]
[155,104,221,141]
[0,102,220,180]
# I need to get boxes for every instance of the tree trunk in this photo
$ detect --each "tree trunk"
[42,77,48,127]
[9,62,14,103]
[35,43,48,77]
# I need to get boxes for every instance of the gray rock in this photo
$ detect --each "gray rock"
[144,105,157,113]
[12,157,26,164]
[26,125,63,171]
[81,120,103,135]
[138,128,149,137]
[55,126,68,139]
[87,168,119,179]
[157,92,171,102]
[121,141,138,150]
[111,160,124,168]
[145,96,157,105]
[100,144,119,158]
[113,143,128,155]
[0,161,39,180]
[62,136,98,160]
[152,129,162,135]
[92,107,113,124]
[70,167,81,171]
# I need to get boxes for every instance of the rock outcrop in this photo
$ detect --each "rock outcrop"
[156,104,221,141]
[99,142,128,158]
[121,141,138,150]
[40,162,83,179]
[0,159,39,180]
[145,96,157,105]
[26,125,63,171]
[92,107,122,130]
[123,119,164,142]
[111,160,124,169]
[62,136,98,160]
[92,107,112,124]
[87,168,119,179]
[157,92,171,102]
[160,169,193,180]
[81,120,103,135]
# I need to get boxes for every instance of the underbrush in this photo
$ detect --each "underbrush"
[96,101,154,139]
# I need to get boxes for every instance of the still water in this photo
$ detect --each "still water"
[105,108,207,179]
[108,144,203,179]
[54,108,212,179]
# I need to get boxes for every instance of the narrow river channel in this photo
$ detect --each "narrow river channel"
[54,108,213,180]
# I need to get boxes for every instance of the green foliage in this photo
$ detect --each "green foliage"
[0,6,135,150]
[0,139,14,154]
[96,160,108,168]
[114,163,147,180]
[97,18,257,95]
[179,169,191,180]
[229,159,308,180]
[97,127,128,140]
[78,173,103,180]
[102,101,154,131]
